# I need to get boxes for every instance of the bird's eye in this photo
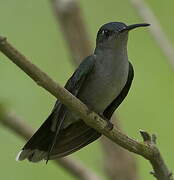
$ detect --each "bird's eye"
[101,29,110,37]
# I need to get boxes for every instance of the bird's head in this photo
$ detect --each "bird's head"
[96,22,150,50]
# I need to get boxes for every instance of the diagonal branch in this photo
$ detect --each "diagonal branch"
[130,0,174,68]
[0,107,100,180]
[0,36,173,180]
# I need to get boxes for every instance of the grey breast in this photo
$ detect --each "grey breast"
[62,54,129,129]
[78,53,129,113]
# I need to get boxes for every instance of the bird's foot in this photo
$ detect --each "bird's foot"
[104,121,114,131]
[98,113,114,131]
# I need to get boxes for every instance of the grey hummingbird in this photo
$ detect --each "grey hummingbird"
[16,22,150,162]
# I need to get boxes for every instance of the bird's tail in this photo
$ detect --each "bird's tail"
[16,113,101,162]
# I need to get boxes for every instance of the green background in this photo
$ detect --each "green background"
[0,0,173,180]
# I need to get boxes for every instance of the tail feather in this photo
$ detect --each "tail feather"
[22,112,55,151]
[50,122,101,159]
[16,117,101,162]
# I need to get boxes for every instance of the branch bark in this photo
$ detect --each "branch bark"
[51,0,139,179]
[129,0,174,68]
[0,35,173,180]
[0,107,100,180]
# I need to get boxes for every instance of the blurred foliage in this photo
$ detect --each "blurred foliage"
[0,0,173,180]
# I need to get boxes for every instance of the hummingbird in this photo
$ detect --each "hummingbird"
[16,22,150,162]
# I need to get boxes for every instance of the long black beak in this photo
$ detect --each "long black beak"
[121,23,150,32]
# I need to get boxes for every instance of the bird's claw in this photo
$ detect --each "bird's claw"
[98,113,114,131]
[104,121,114,131]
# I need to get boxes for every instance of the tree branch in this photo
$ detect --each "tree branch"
[129,0,174,68]
[0,107,100,180]
[0,36,173,180]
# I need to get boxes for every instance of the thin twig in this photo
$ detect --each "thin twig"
[0,109,100,180]
[51,0,139,179]
[0,36,173,180]
[130,0,174,68]
[139,130,173,180]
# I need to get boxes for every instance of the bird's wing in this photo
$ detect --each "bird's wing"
[103,62,134,120]
[46,55,96,160]
[49,121,101,159]
[16,55,101,162]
